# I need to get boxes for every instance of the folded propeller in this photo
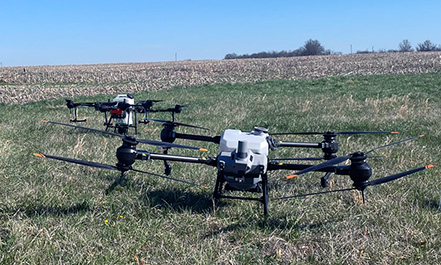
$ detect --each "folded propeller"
[41,120,208,151]
[35,120,209,188]
[277,135,433,202]
[33,151,207,189]
[146,117,212,131]
[271,130,400,136]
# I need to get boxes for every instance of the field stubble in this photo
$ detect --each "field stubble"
[1,52,441,104]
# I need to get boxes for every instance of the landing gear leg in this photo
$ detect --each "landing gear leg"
[321,172,332,188]
[213,172,224,207]
[261,174,269,216]
[163,148,172,175]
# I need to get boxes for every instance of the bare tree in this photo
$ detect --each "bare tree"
[299,39,325,56]
[399,39,414,52]
[416,40,438,52]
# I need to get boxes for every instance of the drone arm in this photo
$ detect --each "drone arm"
[268,161,343,172]
[276,141,321,148]
[268,161,351,175]
[66,101,95,109]
[155,108,177,113]
[175,132,221,144]
[79,103,96,108]
[136,151,217,166]
[154,108,168,113]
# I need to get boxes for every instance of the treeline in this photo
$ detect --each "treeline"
[225,39,441,59]
[357,39,441,54]
[224,39,336,59]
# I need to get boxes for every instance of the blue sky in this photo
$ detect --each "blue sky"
[1,0,440,66]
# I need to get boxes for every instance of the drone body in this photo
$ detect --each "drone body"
[110,94,135,129]
[65,94,185,135]
[36,111,433,216]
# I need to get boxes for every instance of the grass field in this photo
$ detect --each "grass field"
[1,71,441,264]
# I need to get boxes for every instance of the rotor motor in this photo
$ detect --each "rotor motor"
[321,132,338,160]
[349,152,372,189]
[160,123,177,143]
[116,136,138,170]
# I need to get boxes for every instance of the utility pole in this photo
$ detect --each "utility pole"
[175,53,177,61]
[350,44,352,54]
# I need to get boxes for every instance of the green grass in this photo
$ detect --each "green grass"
[1,73,440,264]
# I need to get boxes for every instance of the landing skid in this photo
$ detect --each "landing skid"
[213,172,269,216]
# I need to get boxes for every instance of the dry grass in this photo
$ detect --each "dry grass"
[0,57,440,264]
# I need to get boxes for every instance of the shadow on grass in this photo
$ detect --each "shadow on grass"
[139,189,217,214]
[3,201,93,218]
[204,216,331,238]
[420,198,441,211]
[105,173,128,194]
[259,217,327,230]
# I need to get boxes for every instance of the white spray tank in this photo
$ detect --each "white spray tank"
[217,127,270,190]
[111,94,134,126]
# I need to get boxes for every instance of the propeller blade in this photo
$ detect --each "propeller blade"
[131,168,209,189]
[286,154,352,179]
[363,164,433,187]
[42,120,122,137]
[337,131,399,135]
[42,120,208,151]
[285,135,424,179]
[65,99,96,108]
[100,101,118,107]
[138,100,163,103]
[146,117,169,123]
[272,131,399,136]
[274,187,356,200]
[271,132,324,136]
[277,165,434,201]
[33,153,118,171]
[146,118,211,131]
[270,157,324,161]
[136,100,164,109]
[366,135,424,154]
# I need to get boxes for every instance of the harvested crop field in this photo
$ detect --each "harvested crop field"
[1,52,441,104]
